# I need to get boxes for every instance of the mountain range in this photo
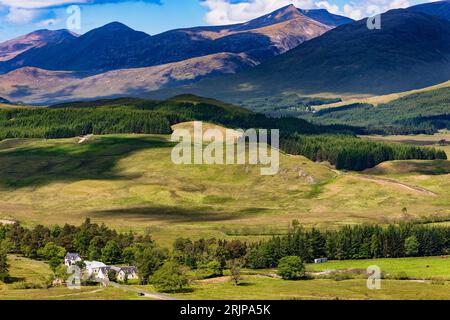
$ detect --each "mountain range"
[0,5,350,74]
[0,5,354,104]
[154,2,450,102]
[1,2,450,105]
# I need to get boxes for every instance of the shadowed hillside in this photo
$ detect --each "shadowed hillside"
[156,9,450,101]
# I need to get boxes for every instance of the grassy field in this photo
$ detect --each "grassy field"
[312,80,450,110]
[0,103,37,109]
[306,256,450,280]
[133,276,450,300]
[2,255,450,300]
[0,133,449,246]
[364,132,450,158]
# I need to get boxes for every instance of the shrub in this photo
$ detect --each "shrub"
[277,256,305,280]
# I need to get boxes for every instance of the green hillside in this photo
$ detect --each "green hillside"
[0,95,337,141]
[0,133,449,246]
[0,95,446,172]
[306,86,450,134]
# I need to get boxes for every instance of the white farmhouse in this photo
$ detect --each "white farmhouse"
[96,267,112,281]
[110,266,139,282]
[64,253,82,267]
[84,261,107,278]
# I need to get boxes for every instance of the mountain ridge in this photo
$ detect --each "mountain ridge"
[0,29,77,62]
[152,9,450,102]
[0,5,350,74]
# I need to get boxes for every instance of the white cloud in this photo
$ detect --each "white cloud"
[5,7,37,23]
[0,0,162,9]
[37,17,61,27]
[201,0,315,25]
[0,1,87,9]
[201,0,413,24]
[315,1,339,14]
[340,0,410,20]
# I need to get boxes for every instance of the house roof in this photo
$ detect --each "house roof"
[85,261,107,268]
[109,266,138,274]
[98,266,111,274]
[119,266,138,274]
[65,253,81,260]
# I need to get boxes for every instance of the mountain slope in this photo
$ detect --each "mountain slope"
[408,0,450,21]
[0,53,258,104]
[0,29,77,62]
[0,22,149,73]
[157,9,450,101]
[303,86,450,134]
[298,8,353,26]
[0,5,348,74]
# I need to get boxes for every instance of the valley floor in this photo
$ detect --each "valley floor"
[1,255,449,300]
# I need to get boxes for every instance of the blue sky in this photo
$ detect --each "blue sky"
[0,0,431,42]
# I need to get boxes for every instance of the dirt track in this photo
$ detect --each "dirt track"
[352,175,437,196]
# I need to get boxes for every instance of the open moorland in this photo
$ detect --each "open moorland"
[0,132,449,246]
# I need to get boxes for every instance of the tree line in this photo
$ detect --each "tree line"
[246,223,450,269]
[0,97,355,142]
[0,219,249,289]
[1,219,449,286]
[0,98,446,171]
[281,134,447,171]
[0,107,172,140]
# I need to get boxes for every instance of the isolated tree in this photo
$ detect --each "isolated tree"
[277,256,305,280]
[151,261,189,292]
[405,235,420,257]
[229,259,243,285]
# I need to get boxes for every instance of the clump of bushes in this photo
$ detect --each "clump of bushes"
[277,256,306,280]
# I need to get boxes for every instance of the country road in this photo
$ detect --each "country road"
[109,281,178,300]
